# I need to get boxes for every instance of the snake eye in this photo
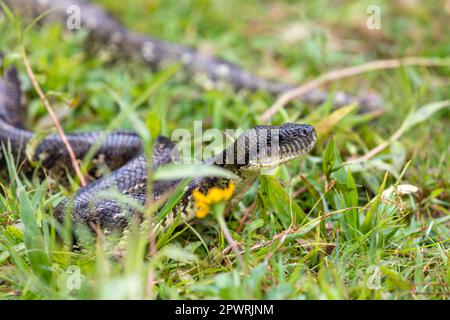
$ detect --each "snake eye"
[301,129,309,136]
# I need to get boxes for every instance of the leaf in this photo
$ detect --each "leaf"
[380,266,412,291]
[153,164,238,181]
[156,178,190,224]
[0,1,15,22]
[247,219,264,233]
[284,216,325,242]
[156,204,184,247]
[361,171,388,234]
[342,168,359,230]
[24,7,59,35]
[25,130,51,164]
[131,63,181,110]
[146,111,161,138]
[447,253,450,286]
[390,141,406,174]
[259,176,307,227]
[299,175,323,210]
[159,245,198,263]
[322,137,336,176]
[17,184,52,281]
[315,104,357,137]
[246,262,268,296]
[323,137,346,184]
[414,247,424,292]
[403,100,450,132]
[0,243,10,263]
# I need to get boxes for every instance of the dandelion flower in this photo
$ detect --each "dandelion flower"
[193,182,235,218]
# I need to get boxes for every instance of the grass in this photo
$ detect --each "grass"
[0,0,449,299]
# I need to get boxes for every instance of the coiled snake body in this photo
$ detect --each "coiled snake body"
[0,0,337,231]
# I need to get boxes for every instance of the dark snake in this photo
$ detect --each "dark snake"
[0,0,362,231]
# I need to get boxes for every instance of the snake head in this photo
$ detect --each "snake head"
[216,123,316,174]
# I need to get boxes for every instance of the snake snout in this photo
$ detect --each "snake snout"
[302,124,316,137]
[297,124,316,143]
[229,123,317,170]
[279,123,316,144]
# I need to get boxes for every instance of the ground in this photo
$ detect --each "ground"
[0,0,449,299]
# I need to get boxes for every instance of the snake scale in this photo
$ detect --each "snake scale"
[0,0,355,232]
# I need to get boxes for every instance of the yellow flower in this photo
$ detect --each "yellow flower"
[193,182,236,219]
[222,181,235,200]
[195,207,210,219]
[208,188,225,203]
[192,189,211,204]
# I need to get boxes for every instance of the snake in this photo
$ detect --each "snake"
[0,0,344,231]
[0,66,317,231]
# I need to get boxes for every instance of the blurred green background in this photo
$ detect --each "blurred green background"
[0,0,449,299]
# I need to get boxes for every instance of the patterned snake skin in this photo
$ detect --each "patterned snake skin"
[0,65,317,230]
[0,64,143,174]
[0,0,332,231]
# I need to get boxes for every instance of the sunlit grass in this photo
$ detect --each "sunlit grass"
[0,0,449,299]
